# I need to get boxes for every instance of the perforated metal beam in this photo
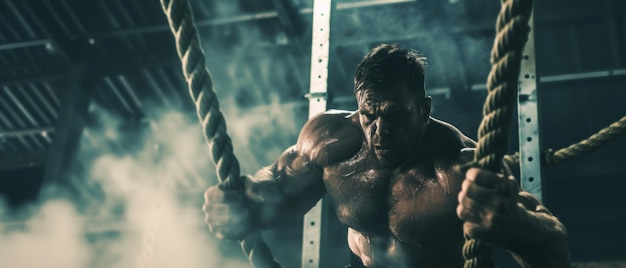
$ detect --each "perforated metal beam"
[302,0,332,267]
[517,10,543,201]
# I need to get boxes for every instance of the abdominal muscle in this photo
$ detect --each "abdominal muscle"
[347,227,463,267]
[348,227,411,267]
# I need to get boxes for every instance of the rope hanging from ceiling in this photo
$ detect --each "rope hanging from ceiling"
[159,0,281,267]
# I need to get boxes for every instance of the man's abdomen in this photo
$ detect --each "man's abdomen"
[347,227,465,267]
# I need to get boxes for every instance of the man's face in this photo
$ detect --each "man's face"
[357,86,429,169]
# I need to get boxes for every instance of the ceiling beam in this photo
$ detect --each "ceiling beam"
[0,127,54,138]
[0,71,66,87]
[0,51,179,88]
[0,0,618,55]
[65,0,415,41]
[0,39,49,51]
[41,50,98,188]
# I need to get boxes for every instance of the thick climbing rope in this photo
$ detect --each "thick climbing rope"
[159,0,281,267]
[506,115,626,166]
[464,0,534,267]
[547,115,626,165]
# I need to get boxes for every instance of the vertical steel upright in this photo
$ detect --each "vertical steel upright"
[302,0,332,267]
[517,10,543,202]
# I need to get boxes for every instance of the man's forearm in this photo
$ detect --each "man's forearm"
[245,166,290,229]
[506,209,571,268]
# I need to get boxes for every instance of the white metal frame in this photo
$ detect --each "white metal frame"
[517,10,544,201]
[302,0,332,267]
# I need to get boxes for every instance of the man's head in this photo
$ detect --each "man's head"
[354,43,432,168]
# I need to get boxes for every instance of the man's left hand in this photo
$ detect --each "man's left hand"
[456,167,527,246]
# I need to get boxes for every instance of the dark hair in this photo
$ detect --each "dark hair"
[354,43,427,99]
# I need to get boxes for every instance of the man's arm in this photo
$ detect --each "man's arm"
[244,111,359,228]
[205,112,358,238]
[203,142,325,239]
[504,191,570,267]
[244,144,326,228]
[457,168,570,268]
[203,133,325,239]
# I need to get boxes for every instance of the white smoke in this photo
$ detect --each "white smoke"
[0,103,294,268]
[0,200,90,268]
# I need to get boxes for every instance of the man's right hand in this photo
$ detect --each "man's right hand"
[203,183,252,240]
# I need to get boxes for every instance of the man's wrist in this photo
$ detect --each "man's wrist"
[498,203,534,249]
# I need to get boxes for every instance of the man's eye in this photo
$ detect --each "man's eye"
[363,114,375,121]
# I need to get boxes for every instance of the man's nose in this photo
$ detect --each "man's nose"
[375,117,390,136]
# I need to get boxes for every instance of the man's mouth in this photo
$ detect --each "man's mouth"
[374,145,390,154]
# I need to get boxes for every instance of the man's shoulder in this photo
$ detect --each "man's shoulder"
[301,109,360,133]
[428,118,477,149]
[297,110,363,166]
[418,118,477,168]
[308,109,357,124]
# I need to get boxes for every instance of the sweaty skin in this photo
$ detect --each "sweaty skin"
[204,111,569,267]
[204,45,569,268]
[297,111,473,267]
[205,112,569,266]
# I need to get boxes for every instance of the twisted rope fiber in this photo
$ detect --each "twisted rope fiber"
[505,115,626,166]
[464,0,533,267]
[549,115,626,165]
[160,0,281,267]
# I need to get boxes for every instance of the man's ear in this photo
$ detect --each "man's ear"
[422,96,432,120]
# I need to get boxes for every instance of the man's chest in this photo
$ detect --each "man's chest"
[323,158,464,244]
